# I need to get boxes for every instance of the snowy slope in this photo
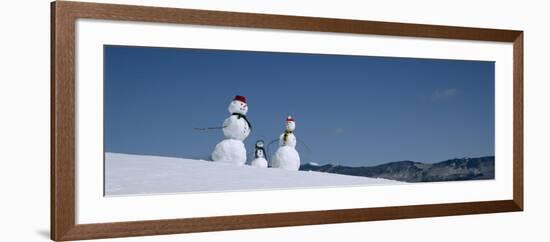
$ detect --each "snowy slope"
[105,152,401,196]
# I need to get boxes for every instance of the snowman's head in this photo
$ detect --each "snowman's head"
[228,95,248,115]
[285,116,296,132]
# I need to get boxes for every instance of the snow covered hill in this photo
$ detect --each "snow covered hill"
[105,153,401,196]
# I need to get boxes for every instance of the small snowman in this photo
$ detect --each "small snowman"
[271,116,301,171]
[211,95,251,165]
[250,140,268,168]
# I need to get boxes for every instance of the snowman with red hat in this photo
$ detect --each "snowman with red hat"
[271,116,301,170]
[211,95,252,165]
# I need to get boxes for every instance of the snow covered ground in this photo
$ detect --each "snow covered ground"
[105,152,401,196]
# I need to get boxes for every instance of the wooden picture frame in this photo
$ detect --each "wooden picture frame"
[51,1,523,241]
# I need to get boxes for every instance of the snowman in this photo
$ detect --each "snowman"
[271,116,301,170]
[250,140,268,168]
[211,95,251,165]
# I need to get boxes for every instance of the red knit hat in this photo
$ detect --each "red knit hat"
[286,116,294,122]
[233,95,247,103]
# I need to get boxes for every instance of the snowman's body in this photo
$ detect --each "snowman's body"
[277,131,296,147]
[271,117,301,171]
[211,96,250,165]
[211,139,247,164]
[222,114,250,141]
[251,157,268,168]
[272,146,300,170]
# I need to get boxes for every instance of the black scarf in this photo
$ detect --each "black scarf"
[232,113,252,130]
[283,130,293,144]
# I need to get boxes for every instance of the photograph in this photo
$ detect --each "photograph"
[103,45,495,196]
[43,1,531,240]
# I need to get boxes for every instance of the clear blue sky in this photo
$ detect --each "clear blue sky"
[104,45,494,166]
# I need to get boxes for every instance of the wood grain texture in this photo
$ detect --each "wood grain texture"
[50,2,56,238]
[56,1,521,42]
[58,200,520,241]
[51,1,524,241]
[57,201,528,240]
[513,33,524,210]
[51,1,77,240]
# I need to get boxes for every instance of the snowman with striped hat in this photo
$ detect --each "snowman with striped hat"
[271,116,301,170]
[211,95,251,165]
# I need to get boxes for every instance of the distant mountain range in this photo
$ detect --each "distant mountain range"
[300,156,495,182]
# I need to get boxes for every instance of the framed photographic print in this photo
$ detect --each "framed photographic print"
[51,1,523,241]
